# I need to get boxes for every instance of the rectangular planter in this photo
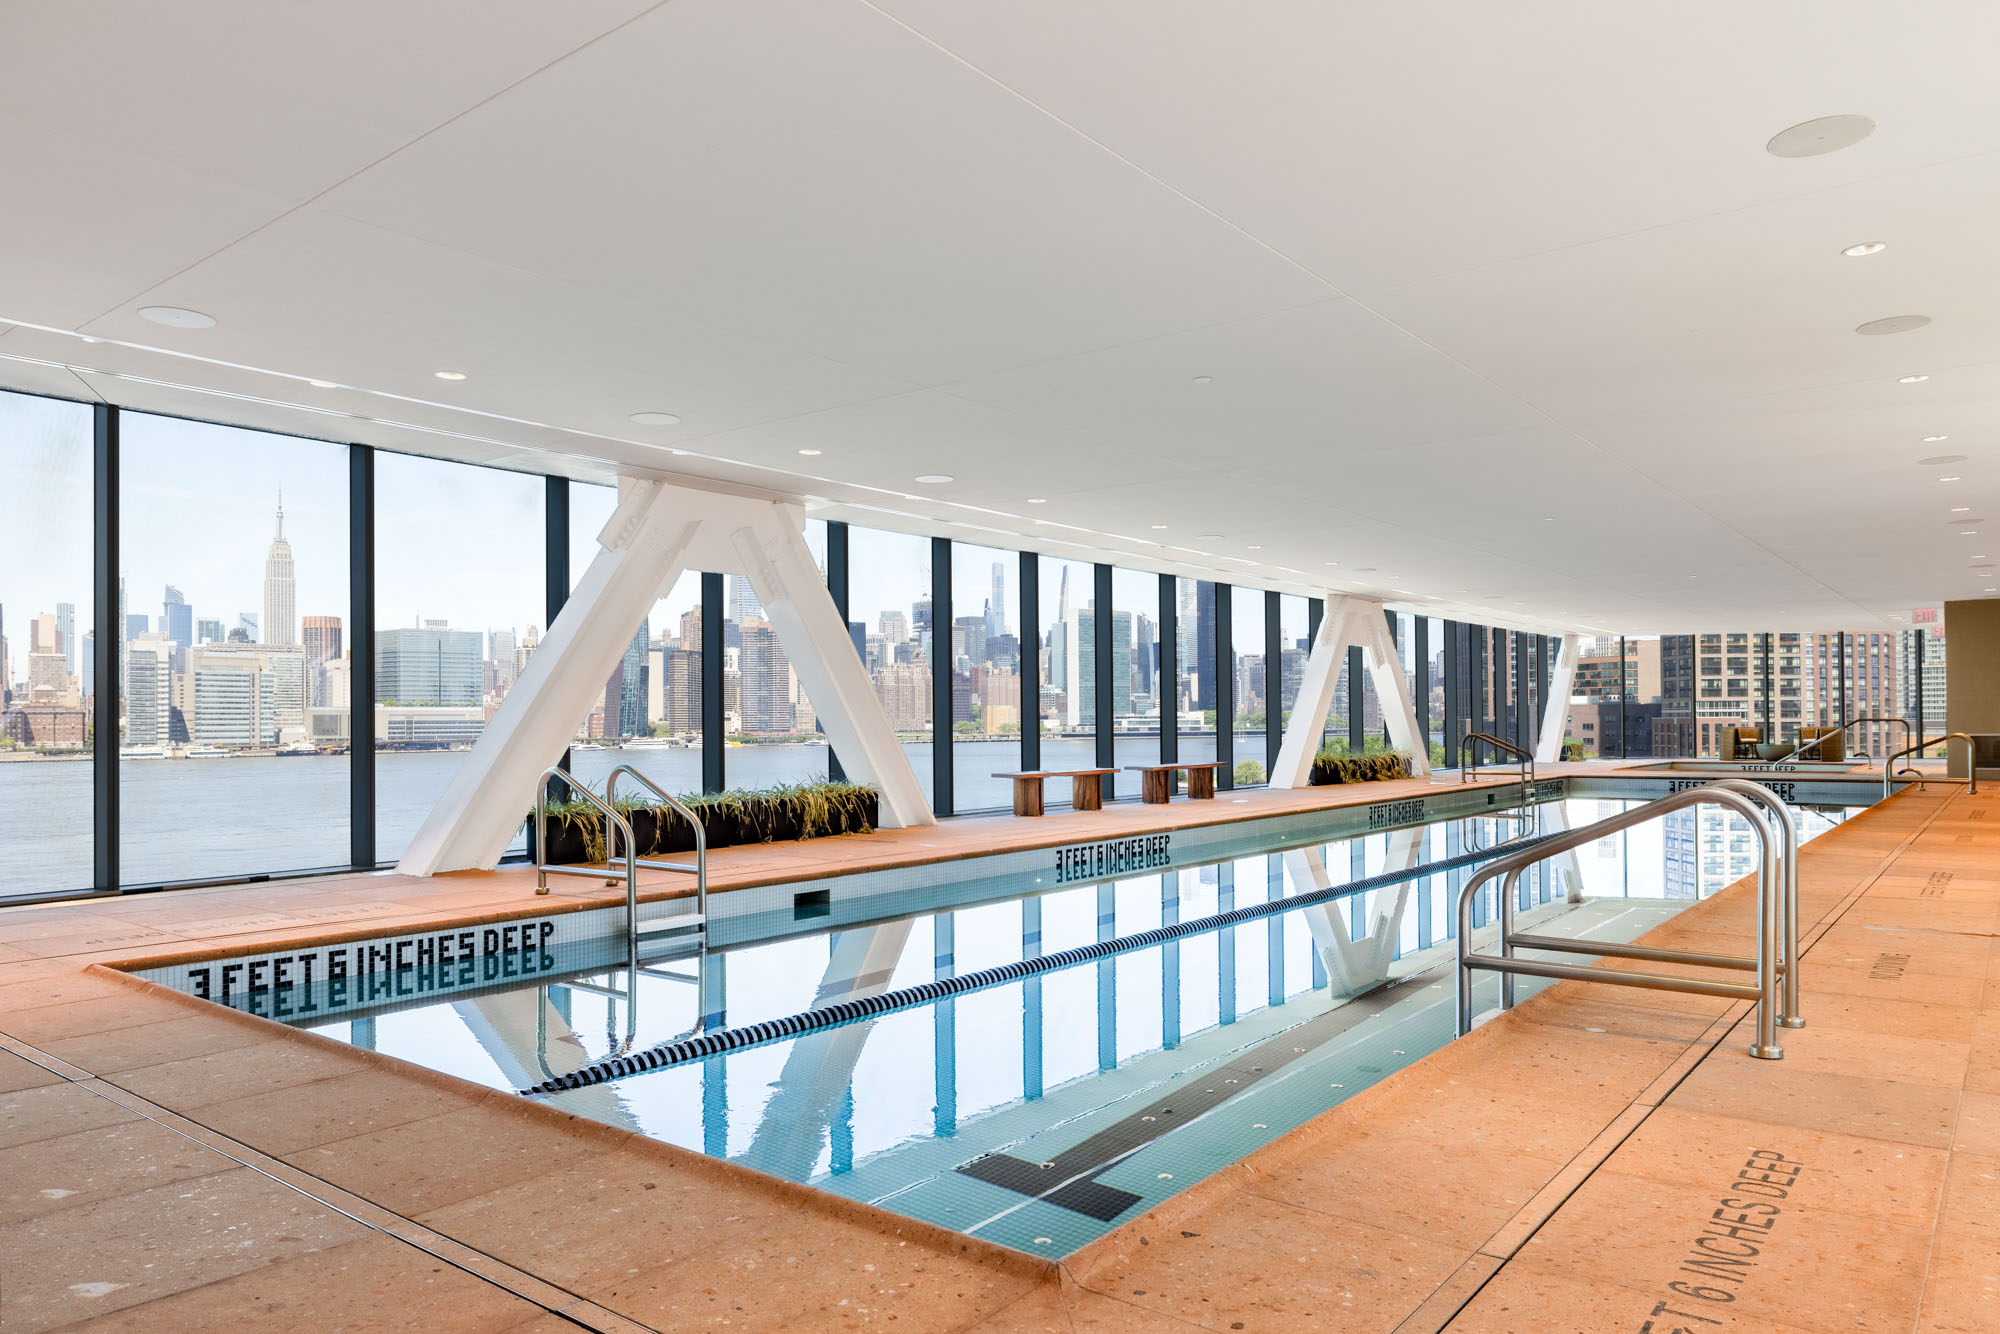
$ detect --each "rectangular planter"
[541,791,880,865]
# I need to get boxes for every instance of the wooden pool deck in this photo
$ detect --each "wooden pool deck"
[2,761,1991,1331]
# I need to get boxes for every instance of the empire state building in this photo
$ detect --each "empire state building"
[263,495,297,646]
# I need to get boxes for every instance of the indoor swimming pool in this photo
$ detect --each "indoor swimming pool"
[153,794,1861,1254]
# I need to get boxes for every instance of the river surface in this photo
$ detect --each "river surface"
[1,734,1265,898]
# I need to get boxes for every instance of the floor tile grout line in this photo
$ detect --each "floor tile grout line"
[1407,795,1958,1333]
[0,1032,653,1334]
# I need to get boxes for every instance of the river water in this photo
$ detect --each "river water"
[0,734,1264,899]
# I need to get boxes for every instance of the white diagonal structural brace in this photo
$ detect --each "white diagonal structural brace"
[397,478,933,876]
[1269,595,1431,788]
[1534,633,1586,765]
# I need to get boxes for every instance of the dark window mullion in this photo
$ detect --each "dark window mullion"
[93,404,120,891]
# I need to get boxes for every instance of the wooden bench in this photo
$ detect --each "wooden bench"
[992,768,1119,816]
[1123,760,1231,804]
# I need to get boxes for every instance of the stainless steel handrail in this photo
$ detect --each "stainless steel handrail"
[1883,733,1979,798]
[1455,782,1791,1059]
[605,764,708,930]
[535,765,639,967]
[1705,778,1803,1029]
[1776,715,1912,764]
[1462,731,1534,788]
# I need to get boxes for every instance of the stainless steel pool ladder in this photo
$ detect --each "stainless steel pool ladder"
[1461,731,1534,788]
[1775,715,1912,764]
[1455,780,1800,1060]
[534,765,708,970]
[604,764,708,933]
[1883,733,1979,798]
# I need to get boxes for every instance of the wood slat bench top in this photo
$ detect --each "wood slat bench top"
[1121,761,1230,772]
[991,768,1119,779]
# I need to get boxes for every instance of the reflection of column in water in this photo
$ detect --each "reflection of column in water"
[934,912,956,1136]
[1161,872,1181,1051]
[1022,897,1042,1100]
[1095,884,1115,1072]
[831,1087,854,1175]
[702,1055,727,1158]
[1218,861,1236,1026]
[1266,853,1286,1007]
[699,951,726,1031]
[350,1016,376,1050]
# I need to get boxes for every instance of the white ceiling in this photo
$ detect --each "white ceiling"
[4,0,1998,634]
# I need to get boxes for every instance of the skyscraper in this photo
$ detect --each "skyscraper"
[987,562,1006,638]
[601,619,650,738]
[1194,581,1216,711]
[303,616,343,707]
[728,573,762,624]
[56,602,76,675]
[263,496,297,647]
[376,624,483,705]
[125,635,172,746]
[738,620,795,733]
[161,588,191,672]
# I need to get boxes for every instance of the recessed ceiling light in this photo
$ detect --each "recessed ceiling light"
[1920,454,1966,465]
[1940,476,1962,482]
[1151,524,1168,530]
[1856,314,1931,336]
[797,448,822,456]
[1355,567,1377,573]
[1952,507,1972,512]
[1323,561,1338,566]
[1841,242,1888,258]
[1962,531,1980,536]
[1192,375,1213,384]
[629,411,681,427]
[1923,435,1949,442]
[308,379,338,389]
[434,370,466,381]
[1197,533,1222,540]
[1765,114,1875,158]
[138,305,216,329]
[1027,498,1046,504]
[1246,545,1262,550]
[1541,515,1556,522]
[914,474,953,484]
[1899,374,1930,384]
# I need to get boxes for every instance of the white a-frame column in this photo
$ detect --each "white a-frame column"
[397,478,934,877]
[1534,633,1586,765]
[1270,595,1431,788]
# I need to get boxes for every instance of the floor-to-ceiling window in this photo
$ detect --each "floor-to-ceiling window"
[119,413,349,883]
[1036,556,1094,805]
[1230,589,1266,785]
[1176,577,1217,771]
[1423,616,1446,761]
[950,542,1021,810]
[848,526,933,802]
[724,518,831,791]
[374,453,542,861]
[1111,567,1158,777]
[1275,595,1309,749]
[0,391,94,898]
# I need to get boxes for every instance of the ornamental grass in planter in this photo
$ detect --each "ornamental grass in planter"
[1307,749,1413,786]
[541,779,879,865]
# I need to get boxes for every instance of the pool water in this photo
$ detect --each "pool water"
[279,797,1855,1254]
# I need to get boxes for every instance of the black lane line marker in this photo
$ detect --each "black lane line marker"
[959,968,1438,1221]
